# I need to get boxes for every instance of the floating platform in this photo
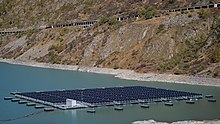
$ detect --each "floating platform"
[88,104,97,108]
[176,97,184,101]
[11,99,20,102]
[161,98,170,102]
[13,86,202,110]
[4,97,13,100]
[205,95,213,98]
[183,97,189,100]
[106,103,114,106]
[87,109,96,113]
[207,99,216,102]
[11,92,19,95]
[197,96,203,99]
[138,99,147,103]
[18,101,27,104]
[140,104,149,108]
[35,105,45,109]
[130,101,139,104]
[154,99,163,102]
[26,103,36,106]
[114,106,123,111]
[44,108,55,112]
[114,101,123,106]
[165,102,173,106]
[186,100,195,104]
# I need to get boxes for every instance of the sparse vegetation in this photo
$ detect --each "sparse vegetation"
[99,16,111,25]
[212,18,220,39]
[198,9,212,19]
[48,53,61,64]
[188,14,192,18]
[60,28,69,36]
[157,24,165,34]
[108,19,122,29]
[48,44,59,51]
[1,0,220,78]
[138,6,159,19]
[25,29,40,37]
[168,0,176,4]
[99,16,122,29]
[210,48,220,63]
[113,64,119,69]
[159,36,207,73]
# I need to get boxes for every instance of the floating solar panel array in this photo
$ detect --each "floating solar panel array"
[14,86,202,110]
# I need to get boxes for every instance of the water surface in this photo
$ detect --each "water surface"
[0,62,219,124]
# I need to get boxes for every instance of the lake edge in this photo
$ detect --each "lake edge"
[1,58,219,88]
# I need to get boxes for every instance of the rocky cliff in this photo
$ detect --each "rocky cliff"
[0,1,220,78]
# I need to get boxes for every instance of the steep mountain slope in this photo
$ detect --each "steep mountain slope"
[0,0,219,28]
[0,1,220,78]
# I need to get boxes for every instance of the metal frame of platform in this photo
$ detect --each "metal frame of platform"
[14,86,202,110]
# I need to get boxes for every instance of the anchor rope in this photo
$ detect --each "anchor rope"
[0,110,44,123]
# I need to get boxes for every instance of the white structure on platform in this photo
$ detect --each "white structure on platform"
[63,99,88,109]
[66,99,77,107]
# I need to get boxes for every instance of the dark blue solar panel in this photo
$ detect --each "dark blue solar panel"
[16,86,202,104]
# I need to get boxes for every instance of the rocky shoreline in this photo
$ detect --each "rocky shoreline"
[133,120,220,124]
[0,58,220,87]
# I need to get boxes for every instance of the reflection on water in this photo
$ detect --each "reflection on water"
[70,110,77,117]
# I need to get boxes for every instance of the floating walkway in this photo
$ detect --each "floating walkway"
[18,101,27,104]
[4,97,13,100]
[114,106,123,111]
[205,95,213,98]
[87,109,96,113]
[11,98,20,102]
[13,86,202,110]
[140,104,150,108]
[26,103,36,106]
[165,102,173,106]
[186,100,195,104]
[44,108,55,112]
[207,99,217,102]
[35,105,45,109]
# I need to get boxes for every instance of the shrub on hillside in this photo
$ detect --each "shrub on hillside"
[168,0,176,4]
[48,44,59,51]
[138,6,159,19]
[99,16,122,29]
[157,24,165,34]
[212,18,220,39]
[210,48,220,63]
[48,53,61,64]
[99,16,110,25]
[60,28,69,36]
[198,10,212,19]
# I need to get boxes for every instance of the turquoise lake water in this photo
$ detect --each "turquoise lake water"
[0,62,220,124]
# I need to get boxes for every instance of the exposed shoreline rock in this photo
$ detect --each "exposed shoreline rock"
[0,58,220,87]
[132,120,220,124]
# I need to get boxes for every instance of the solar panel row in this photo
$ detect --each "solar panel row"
[16,86,202,104]
[17,92,66,103]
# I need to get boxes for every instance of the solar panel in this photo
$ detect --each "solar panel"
[15,86,202,106]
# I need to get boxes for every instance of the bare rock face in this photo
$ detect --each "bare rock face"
[100,24,148,59]
[0,36,27,55]
[80,33,105,66]
[1,8,220,77]
[162,14,200,27]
